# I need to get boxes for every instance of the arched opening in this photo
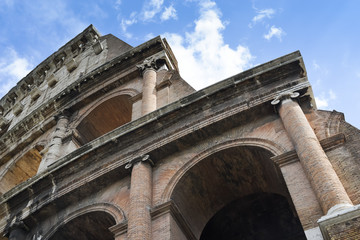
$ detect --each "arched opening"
[75,95,132,145]
[200,193,304,240]
[49,211,116,240]
[0,146,43,194]
[171,146,306,239]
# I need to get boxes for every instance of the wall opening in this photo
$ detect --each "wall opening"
[0,145,43,194]
[170,146,306,239]
[75,95,132,145]
[49,211,116,240]
[200,193,305,240]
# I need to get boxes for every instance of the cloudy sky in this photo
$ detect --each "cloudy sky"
[0,0,359,128]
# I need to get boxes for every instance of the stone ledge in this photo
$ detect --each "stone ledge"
[318,204,360,240]
[272,133,346,167]
[151,201,196,240]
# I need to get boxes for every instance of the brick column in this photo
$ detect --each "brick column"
[38,112,69,173]
[137,57,158,115]
[272,92,352,215]
[125,155,153,240]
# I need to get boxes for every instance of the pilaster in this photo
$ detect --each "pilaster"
[37,111,70,173]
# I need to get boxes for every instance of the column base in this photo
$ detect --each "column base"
[305,227,323,240]
[318,204,360,240]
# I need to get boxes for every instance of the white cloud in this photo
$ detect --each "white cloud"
[142,0,164,21]
[161,5,177,21]
[249,8,275,27]
[114,0,122,10]
[120,11,138,39]
[0,48,33,97]
[163,0,253,90]
[315,90,337,109]
[145,33,156,40]
[312,60,320,70]
[264,26,285,41]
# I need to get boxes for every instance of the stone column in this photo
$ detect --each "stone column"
[272,92,352,215]
[125,155,154,240]
[38,112,69,173]
[137,57,158,115]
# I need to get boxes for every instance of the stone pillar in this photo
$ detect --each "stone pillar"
[272,92,352,215]
[125,155,153,240]
[137,57,158,115]
[38,112,69,173]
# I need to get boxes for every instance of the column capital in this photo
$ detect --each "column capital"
[125,154,154,169]
[271,91,300,106]
[54,109,71,121]
[136,56,160,74]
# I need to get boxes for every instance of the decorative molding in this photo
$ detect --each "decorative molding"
[272,133,346,167]
[109,221,128,237]
[151,201,196,240]
[156,79,172,91]
[130,93,142,103]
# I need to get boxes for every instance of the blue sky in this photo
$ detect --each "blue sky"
[0,0,359,128]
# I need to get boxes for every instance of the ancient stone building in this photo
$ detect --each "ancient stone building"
[0,25,359,240]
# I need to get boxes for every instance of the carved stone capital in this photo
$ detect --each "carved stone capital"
[136,56,159,74]
[271,91,300,106]
[125,154,154,169]
[55,110,71,122]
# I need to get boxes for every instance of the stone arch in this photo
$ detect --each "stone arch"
[162,139,306,239]
[43,202,126,240]
[72,88,139,145]
[161,137,286,203]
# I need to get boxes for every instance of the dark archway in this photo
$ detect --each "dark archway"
[170,146,306,239]
[75,95,132,145]
[200,193,305,240]
[49,211,116,240]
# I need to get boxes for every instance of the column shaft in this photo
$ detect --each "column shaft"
[127,161,152,240]
[278,98,352,214]
[38,115,69,173]
[142,68,157,115]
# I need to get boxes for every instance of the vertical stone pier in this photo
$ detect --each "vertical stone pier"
[272,92,352,215]
[38,112,69,173]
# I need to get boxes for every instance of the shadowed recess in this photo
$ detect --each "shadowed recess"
[76,95,132,145]
[49,211,116,240]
